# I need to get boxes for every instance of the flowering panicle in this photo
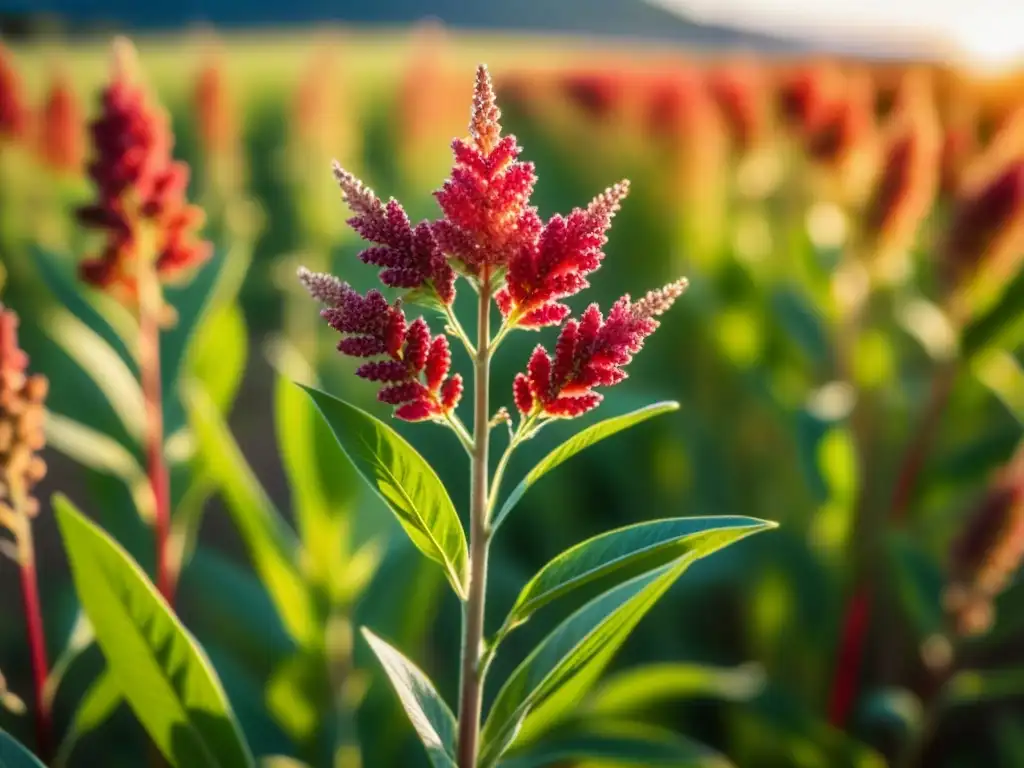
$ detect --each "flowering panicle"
[497,180,629,329]
[777,64,840,139]
[944,450,1024,636]
[707,60,769,153]
[0,307,47,521]
[194,49,237,160]
[805,70,875,168]
[333,163,456,304]
[0,43,29,142]
[36,71,85,176]
[433,64,541,275]
[560,70,626,122]
[941,160,1024,287]
[77,41,210,301]
[298,268,462,421]
[513,278,688,418]
[862,95,941,259]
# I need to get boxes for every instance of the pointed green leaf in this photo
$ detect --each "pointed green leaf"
[361,628,458,768]
[276,375,358,590]
[54,496,254,768]
[301,386,468,599]
[503,517,774,630]
[480,560,692,765]
[944,666,1024,707]
[0,727,47,767]
[586,662,766,717]
[54,671,123,768]
[32,245,135,360]
[185,384,318,645]
[499,723,731,768]
[962,268,1024,361]
[493,403,679,531]
[44,412,154,522]
[41,308,145,443]
[188,304,249,416]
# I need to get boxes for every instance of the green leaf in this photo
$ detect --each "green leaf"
[944,666,1024,707]
[971,348,1024,425]
[44,412,154,522]
[42,612,95,710]
[301,386,468,599]
[185,384,319,645]
[275,375,358,591]
[886,532,944,640]
[499,723,731,768]
[54,671,123,768]
[41,308,145,443]
[361,628,458,768]
[493,403,679,531]
[481,558,708,765]
[54,495,255,768]
[188,303,249,416]
[503,517,774,630]
[32,246,135,360]
[162,241,253,438]
[586,662,766,717]
[962,268,1024,361]
[0,727,47,767]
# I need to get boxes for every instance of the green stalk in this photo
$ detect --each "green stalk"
[457,271,492,768]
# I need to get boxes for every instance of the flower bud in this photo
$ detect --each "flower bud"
[0,306,47,520]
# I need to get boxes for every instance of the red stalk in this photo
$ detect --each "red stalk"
[827,362,957,726]
[18,526,52,763]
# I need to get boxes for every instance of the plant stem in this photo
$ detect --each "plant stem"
[14,496,51,764]
[138,264,173,604]
[827,359,958,726]
[457,273,492,768]
[889,361,957,523]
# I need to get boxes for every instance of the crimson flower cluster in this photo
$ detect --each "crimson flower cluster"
[333,165,456,304]
[303,64,685,423]
[0,43,29,141]
[433,66,541,278]
[513,279,688,418]
[299,269,462,421]
[77,44,210,301]
[37,73,85,176]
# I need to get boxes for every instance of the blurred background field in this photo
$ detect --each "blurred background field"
[1,2,1024,766]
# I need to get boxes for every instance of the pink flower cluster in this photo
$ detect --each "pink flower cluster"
[298,269,462,421]
[304,64,686,424]
[514,279,688,418]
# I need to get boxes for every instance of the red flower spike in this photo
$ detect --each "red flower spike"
[433,64,541,274]
[944,450,1024,637]
[333,162,456,304]
[516,278,688,418]
[512,374,534,415]
[500,180,630,329]
[37,72,85,175]
[77,40,209,302]
[298,267,463,421]
[441,375,463,410]
[942,161,1024,287]
[0,43,29,141]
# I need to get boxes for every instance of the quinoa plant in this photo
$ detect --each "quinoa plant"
[296,64,776,768]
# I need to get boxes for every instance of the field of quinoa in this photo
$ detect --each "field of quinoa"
[1,24,1023,768]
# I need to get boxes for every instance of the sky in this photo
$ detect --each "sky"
[650,0,1024,69]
